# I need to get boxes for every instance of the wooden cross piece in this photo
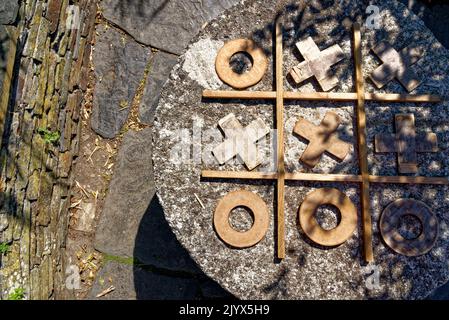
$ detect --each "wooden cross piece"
[370,41,424,92]
[213,113,270,170]
[290,36,345,91]
[202,21,445,262]
[294,112,351,168]
[375,114,438,174]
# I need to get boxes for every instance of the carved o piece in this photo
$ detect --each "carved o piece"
[215,39,268,89]
[380,199,438,257]
[299,188,357,246]
[214,190,269,248]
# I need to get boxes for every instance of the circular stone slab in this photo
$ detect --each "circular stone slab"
[153,0,449,299]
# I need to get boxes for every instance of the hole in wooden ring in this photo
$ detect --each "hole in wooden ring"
[314,204,341,231]
[397,214,423,240]
[229,206,255,232]
[229,52,254,74]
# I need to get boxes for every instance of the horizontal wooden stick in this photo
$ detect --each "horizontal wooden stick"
[286,172,361,182]
[201,170,277,180]
[201,170,448,185]
[203,90,441,103]
[368,175,448,185]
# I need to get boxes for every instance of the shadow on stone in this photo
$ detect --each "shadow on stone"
[132,194,235,300]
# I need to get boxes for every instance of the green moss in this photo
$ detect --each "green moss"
[8,288,25,300]
[0,242,10,255]
[103,253,143,267]
[37,127,60,145]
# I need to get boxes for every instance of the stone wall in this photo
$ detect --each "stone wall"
[0,0,97,300]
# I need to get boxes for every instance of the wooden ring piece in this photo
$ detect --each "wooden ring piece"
[214,190,269,248]
[299,188,357,246]
[380,199,438,257]
[215,39,268,89]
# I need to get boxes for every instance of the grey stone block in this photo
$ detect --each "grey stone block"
[94,127,201,274]
[90,25,152,138]
[139,51,178,124]
[88,261,199,300]
[100,0,240,55]
[94,128,155,256]
[0,0,19,25]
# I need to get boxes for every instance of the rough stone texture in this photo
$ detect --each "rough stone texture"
[0,0,19,25]
[0,25,17,142]
[182,38,224,90]
[428,280,449,300]
[94,128,202,274]
[90,25,152,138]
[139,51,178,124]
[0,0,97,300]
[100,0,241,55]
[94,129,155,257]
[399,0,449,50]
[88,261,199,300]
[153,0,449,299]
[0,25,9,88]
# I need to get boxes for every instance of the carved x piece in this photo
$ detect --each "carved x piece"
[293,112,351,168]
[370,41,424,92]
[213,113,270,170]
[289,37,345,91]
[375,114,438,174]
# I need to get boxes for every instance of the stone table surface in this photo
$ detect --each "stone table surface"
[153,0,449,299]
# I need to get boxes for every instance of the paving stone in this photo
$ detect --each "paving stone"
[90,25,152,138]
[94,127,202,274]
[88,261,199,300]
[94,128,154,255]
[100,0,240,55]
[139,51,178,124]
[0,0,19,25]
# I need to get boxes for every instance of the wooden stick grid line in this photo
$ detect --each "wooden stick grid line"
[201,170,449,185]
[275,22,286,259]
[202,21,445,262]
[353,23,374,262]
[203,90,441,103]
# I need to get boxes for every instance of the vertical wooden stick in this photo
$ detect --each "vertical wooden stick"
[353,23,374,262]
[275,21,286,259]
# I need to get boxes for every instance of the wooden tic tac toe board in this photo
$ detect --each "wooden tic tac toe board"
[201,21,446,262]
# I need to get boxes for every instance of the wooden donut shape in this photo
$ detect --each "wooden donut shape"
[214,190,269,248]
[299,188,358,246]
[380,198,438,257]
[215,39,268,89]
